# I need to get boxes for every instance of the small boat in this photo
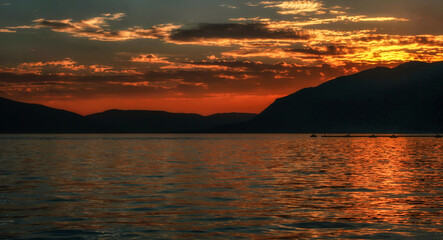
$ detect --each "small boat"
[389,134,398,138]
[369,134,377,138]
[436,134,442,138]
[344,134,351,137]
[310,134,318,138]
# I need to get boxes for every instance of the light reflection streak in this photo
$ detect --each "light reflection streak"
[0,135,441,238]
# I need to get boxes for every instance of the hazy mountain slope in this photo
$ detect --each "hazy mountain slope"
[87,110,256,133]
[0,97,257,133]
[0,97,110,133]
[213,61,443,133]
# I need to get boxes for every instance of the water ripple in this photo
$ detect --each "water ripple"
[0,134,441,239]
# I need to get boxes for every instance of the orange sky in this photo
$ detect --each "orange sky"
[36,95,281,116]
[0,0,442,114]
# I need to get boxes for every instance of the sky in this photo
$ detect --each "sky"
[0,0,442,115]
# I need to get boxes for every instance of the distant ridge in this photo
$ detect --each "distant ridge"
[0,97,110,133]
[0,97,256,133]
[210,61,443,133]
[86,110,256,133]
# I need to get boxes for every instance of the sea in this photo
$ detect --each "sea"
[0,134,442,239]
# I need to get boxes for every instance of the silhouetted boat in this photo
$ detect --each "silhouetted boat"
[389,135,398,138]
[436,134,442,138]
[344,134,351,137]
[369,134,377,138]
[310,134,318,137]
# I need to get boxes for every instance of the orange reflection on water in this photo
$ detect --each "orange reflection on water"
[0,134,441,239]
[341,138,416,225]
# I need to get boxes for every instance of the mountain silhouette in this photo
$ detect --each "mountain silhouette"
[0,97,110,133]
[211,61,443,133]
[86,110,256,133]
[1,61,441,133]
[0,97,256,133]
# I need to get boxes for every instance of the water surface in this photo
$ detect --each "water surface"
[0,134,442,239]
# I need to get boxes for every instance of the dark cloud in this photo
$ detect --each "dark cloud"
[0,72,61,83]
[169,23,310,42]
[288,45,341,55]
[355,35,443,46]
[2,60,383,102]
[403,36,443,46]
[36,20,73,29]
[356,35,390,42]
[0,72,143,84]
[287,45,357,56]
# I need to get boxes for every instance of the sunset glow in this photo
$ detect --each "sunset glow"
[1,0,442,115]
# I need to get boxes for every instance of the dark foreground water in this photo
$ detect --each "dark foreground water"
[0,134,442,239]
